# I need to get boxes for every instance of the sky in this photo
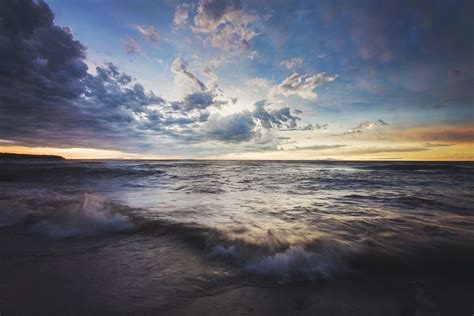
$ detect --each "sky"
[0,0,473,160]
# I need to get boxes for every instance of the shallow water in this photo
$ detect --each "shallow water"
[0,160,473,313]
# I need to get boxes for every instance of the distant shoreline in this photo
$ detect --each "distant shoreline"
[0,153,65,160]
[0,153,472,162]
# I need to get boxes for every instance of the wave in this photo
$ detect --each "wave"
[0,191,349,281]
[212,243,346,283]
[245,246,343,281]
[0,192,134,237]
[1,190,473,282]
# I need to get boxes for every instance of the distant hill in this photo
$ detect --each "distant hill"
[0,153,65,160]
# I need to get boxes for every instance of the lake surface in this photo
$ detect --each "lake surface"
[1,160,473,314]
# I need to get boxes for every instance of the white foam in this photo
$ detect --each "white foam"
[32,193,134,238]
[245,245,341,282]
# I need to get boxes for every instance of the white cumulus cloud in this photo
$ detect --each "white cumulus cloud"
[271,72,337,101]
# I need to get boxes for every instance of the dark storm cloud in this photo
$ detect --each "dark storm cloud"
[0,0,194,150]
[0,0,87,97]
[84,63,165,113]
[0,0,92,146]
[0,0,310,153]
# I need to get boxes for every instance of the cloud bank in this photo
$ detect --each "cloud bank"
[0,0,315,155]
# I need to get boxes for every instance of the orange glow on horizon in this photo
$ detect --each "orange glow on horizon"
[0,145,181,160]
[0,142,472,161]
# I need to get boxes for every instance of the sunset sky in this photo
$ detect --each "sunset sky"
[0,0,472,160]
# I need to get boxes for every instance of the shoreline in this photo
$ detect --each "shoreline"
[164,274,474,315]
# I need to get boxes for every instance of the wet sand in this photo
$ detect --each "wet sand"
[0,233,473,315]
[166,275,474,316]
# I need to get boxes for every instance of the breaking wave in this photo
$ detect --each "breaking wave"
[245,246,343,281]
[1,189,473,282]
[0,191,134,237]
[212,243,345,282]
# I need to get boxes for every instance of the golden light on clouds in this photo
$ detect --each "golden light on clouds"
[207,142,474,161]
[396,125,474,143]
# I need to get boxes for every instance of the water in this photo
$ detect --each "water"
[1,160,473,314]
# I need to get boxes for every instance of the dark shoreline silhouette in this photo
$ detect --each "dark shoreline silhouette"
[0,153,65,160]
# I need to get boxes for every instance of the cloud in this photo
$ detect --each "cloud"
[173,91,227,111]
[122,37,144,56]
[194,99,309,147]
[328,1,473,67]
[192,0,260,52]
[171,56,207,93]
[203,111,256,142]
[0,0,295,157]
[250,104,328,132]
[170,56,229,111]
[272,72,337,101]
[337,119,389,136]
[0,0,90,146]
[136,25,161,43]
[280,57,303,69]
[182,92,215,110]
[173,3,191,31]
[425,143,453,148]
[0,0,266,154]
[84,63,164,113]
[297,123,328,131]
[347,119,388,134]
[314,0,474,107]
[83,63,224,143]
[201,65,219,89]
[246,77,273,96]
[398,125,474,143]
[287,144,346,151]
[201,117,282,152]
[252,100,299,130]
[345,146,428,155]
